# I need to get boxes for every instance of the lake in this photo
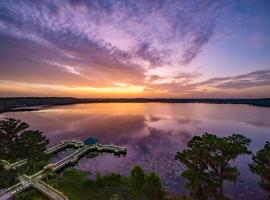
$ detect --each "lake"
[1,103,269,199]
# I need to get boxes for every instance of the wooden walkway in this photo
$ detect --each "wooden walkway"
[0,140,127,200]
[0,140,86,170]
[33,180,68,200]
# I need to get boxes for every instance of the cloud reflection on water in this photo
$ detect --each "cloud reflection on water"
[1,103,270,199]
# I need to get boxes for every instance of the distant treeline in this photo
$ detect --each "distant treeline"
[0,97,270,113]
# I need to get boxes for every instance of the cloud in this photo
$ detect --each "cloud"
[149,71,201,85]
[149,69,270,97]
[43,60,94,81]
[0,0,225,68]
[1,0,224,92]
[199,69,270,89]
[45,61,81,76]
[1,1,269,98]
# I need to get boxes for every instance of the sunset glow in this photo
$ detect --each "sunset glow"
[0,1,270,98]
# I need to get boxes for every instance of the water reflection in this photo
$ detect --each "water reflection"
[1,103,270,199]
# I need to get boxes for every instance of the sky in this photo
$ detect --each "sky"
[0,0,270,98]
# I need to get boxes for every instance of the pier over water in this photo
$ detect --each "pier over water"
[0,139,127,200]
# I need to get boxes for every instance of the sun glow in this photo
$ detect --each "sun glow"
[0,81,146,97]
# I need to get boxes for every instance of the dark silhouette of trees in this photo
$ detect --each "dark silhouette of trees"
[130,165,145,199]
[0,118,50,187]
[0,118,30,188]
[128,165,165,200]
[0,165,18,189]
[43,165,55,182]
[19,130,49,173]
[249,141,270,199]
[143,172,165,200]
[175,133,251,200]
[1,97,270,113]
[0,118,29,161]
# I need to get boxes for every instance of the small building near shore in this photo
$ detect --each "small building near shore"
[83,137,99,145]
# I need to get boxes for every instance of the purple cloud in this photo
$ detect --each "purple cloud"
[0,0,226,68]
[0,0,269,98]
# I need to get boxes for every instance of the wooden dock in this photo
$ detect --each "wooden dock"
[0,140,127,200]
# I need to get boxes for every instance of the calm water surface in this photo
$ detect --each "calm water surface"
[1,103,270,199]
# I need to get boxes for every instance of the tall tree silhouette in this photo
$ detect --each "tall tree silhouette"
[249,141,270,199]
[143,172,164,200]
[130,165,145,199]
[0,118,50,182]
[19,130,49,172]
[0,118,29,160]
[176,133,251,200]
[0,119,29,188]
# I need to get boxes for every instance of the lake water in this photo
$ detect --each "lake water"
[1,103,270,199]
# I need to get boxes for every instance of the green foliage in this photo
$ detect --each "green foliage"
[14,188,47,200]
[0,118,50,187]
[129,165,165,200]
[0,165,18,189]
[249,141,270,198]
[144,172,165,200]
[96,172,125,187]
[45,166,173,200]
[130,165,145,199]
[0,118,29,161]
[53,168,129,200]
[175,133,251,199]
[19,130,49,173]
[43,166,56,183]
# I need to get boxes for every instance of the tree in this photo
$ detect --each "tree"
[249,141,270,199]
[0,118,30,188]
[143,172,164,200]
[0,118,29,160]
[19,130,49,173]
[0,164,18,188]
[43,165,55,182]
[175,133,251,199]
[129,165,145,199]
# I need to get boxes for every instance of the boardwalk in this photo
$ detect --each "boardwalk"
[0,140,88,170]
[0,159,27,170]
[33,180,68,200]
[0,140,96,170]
[45,140,85,154]
[0,140,127,200]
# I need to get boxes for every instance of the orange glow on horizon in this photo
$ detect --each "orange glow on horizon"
[0,81,149,98]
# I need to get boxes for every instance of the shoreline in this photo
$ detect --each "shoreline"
[1,97,270,114]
